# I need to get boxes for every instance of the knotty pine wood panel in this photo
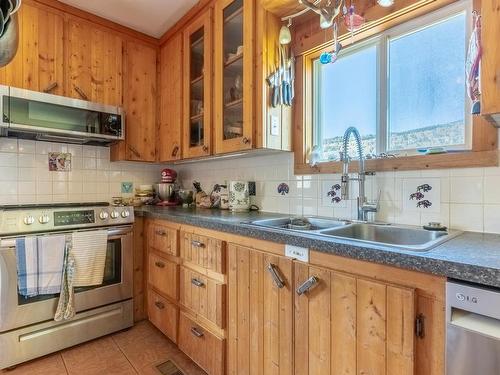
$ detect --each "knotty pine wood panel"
[227,244,293,375]
[481,0,500,116]
[294,263,415,375]
[0,2,64,94]
[67,17,123,106]
[158,33,183,162]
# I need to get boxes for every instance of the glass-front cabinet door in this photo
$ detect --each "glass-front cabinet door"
[183,9,213,158]
[214,0,254,154]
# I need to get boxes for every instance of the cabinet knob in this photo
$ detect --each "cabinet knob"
[154,261,165,268]
[191,240,205,248]
[73,85,89,101]
[154,301,165,310]
[242,137,251,144]
[296,276,319,295]
[202,145,209,153]
[190,327,204,338]
[267,263,285,289]
[191,278,205,288]
[171,145,180,157]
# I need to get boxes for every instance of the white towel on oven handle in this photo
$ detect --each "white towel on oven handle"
[71,230,108,287]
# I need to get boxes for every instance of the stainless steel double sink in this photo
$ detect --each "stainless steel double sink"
[243,217,462,252]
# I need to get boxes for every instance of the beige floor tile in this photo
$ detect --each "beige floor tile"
[62,336,137,375]
[115,322,205,375]
[0,354,67,375]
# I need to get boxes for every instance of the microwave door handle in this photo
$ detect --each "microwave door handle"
[36,134,87,144]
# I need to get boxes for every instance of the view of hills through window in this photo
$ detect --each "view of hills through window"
[314,11,467,161]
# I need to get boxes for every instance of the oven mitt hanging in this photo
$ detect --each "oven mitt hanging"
[55,241,76,322]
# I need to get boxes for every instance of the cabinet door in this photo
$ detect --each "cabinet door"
[67,18,123,106]
[112,41,157,161]
[214,0,254,154]
[227,244,293,375]
[294,263,415,375]
[0,3,64,94]
[182,9,213,159]
[481,0,500,115]
[158,33,183,162]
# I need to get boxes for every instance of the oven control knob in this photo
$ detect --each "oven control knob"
[110,211,119,219]
[23,215,35,225]
[99,211,109,220]
[121,210,130,218]
[38,214,50,224]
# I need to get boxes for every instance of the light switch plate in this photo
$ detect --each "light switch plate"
[285,244,309,262]
[270,115,280,136]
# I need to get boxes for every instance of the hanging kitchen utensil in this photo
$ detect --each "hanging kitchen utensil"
[0,0,21,67]
[279,18,292,45]
[466,11,482,114]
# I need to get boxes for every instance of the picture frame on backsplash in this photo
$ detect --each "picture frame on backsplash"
[48,152,71,172]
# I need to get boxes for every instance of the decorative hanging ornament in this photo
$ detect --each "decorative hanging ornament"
[344,4,365,33]
[319,22,342,64]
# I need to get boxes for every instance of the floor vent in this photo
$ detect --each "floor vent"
[156,359,184,375]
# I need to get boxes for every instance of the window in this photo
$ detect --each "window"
[312,3,470,162]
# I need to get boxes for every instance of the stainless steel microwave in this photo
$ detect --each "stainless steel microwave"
[0,85,124,145]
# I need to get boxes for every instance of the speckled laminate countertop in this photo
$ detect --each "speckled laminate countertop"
[135,206,500,288]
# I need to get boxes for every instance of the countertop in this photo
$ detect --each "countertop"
[135,206,500,289]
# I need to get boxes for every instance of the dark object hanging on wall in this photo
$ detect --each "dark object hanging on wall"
[0,0,22,68]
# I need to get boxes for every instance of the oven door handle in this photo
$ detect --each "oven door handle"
[0,225,133,249]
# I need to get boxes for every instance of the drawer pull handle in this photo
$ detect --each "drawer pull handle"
[191,278,205,287]
[155,261,165,268]
[191,327,204,338]
[171,145,180,157]
[267,263,285,289]
[74,85,89,101]
[155,230,167,236]
[154,301,165,310]
[191,240,205,248]
[296,276,319,295]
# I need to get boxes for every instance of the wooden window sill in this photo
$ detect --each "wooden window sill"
[294,150,499,174]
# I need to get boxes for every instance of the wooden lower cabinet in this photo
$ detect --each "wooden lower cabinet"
[227,244,293,375]
[148,289,178,343]
[148,252,179,301]
[179,266,226,329]
[145,220,445,375]
[294,263,415,375]
[178,311,225,375]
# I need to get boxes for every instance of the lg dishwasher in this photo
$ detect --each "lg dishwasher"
[446,281,500,375]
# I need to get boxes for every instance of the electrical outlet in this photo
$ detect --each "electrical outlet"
[248,181,256,196]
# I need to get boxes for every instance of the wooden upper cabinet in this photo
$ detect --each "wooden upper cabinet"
[481,0,500,117]
[294,263,415,375]
[182,9,213,159]
[227,244,293,375]
[111,41,157,162]
[214,0,254,154]
[66,18,123,106]
[0,3,64,95]
[158,33,183,162]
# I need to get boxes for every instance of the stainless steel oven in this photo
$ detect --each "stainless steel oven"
[0,203,134,369]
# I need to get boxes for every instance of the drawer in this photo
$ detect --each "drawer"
[148,253,179,300]
[148,222,178,256]
[180,232,225,274]
[179,266,226,329]
[148,289,178,343]
[178,312,225,375]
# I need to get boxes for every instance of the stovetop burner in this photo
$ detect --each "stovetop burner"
[0,202,110,210]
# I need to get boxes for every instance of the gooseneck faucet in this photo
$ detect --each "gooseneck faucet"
[340,127,378,222]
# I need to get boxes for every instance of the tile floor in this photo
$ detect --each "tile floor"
[1,321,206,375]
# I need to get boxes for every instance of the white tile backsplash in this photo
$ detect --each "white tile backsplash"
[172,152,500,233]
[0,138,161,205]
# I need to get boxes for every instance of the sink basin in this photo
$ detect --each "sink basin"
[245,217,349,232]
[319,223,461,251]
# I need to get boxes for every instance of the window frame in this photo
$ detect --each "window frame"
[311,1,472,161]
[295,0,497,174]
